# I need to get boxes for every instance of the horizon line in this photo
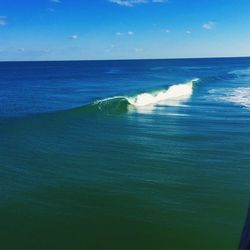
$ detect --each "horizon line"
[0,55,250,63]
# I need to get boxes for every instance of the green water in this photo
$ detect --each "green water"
[1,110,249,249]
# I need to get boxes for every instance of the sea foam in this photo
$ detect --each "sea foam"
[91,78,199,114]
[209,87,250,109]
[127,78,199,107]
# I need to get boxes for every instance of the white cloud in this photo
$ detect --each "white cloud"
[202,21,215,30]
[165,29,170,33]
[186,30,191,34]
[109,0,167,7]
[0,16,7,26]
[69,35,78,40]
[50,0,61,3]
[116,32,124,36]
[116,31,134,36]
[135,48,144,52]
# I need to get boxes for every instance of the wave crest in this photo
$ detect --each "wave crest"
[127,78,199,107]
[83,78,199,115]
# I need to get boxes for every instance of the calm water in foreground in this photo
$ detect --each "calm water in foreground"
[0,58,250,249]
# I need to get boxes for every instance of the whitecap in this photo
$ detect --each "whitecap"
[208,87,250,108]
[127,78,199,107]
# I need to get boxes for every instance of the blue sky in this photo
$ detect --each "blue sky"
[0,0,250,61]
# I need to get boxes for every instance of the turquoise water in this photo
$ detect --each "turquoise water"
[0,58,250,249]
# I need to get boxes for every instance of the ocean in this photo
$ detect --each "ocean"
[0,57,250,249]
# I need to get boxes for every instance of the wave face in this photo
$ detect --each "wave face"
[88,78,199,114]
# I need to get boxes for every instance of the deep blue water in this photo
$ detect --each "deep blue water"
[0,58,250,249]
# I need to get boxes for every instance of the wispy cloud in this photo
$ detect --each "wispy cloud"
[135,48,144,52]
[152,0,166,2]
[109,0,167,7]
[202,21,215,30]
[0,16,7,26]
[116,32,124,36]
[69,35,78,40]
[116,31,134,36]
[186,30,191,34]
[50,0,61,3]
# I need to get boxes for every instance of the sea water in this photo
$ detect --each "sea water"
[0,58,250,249]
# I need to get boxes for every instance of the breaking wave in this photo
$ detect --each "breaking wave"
[208,87,250,109]
[206,67,250,109]
[80,78,199,115]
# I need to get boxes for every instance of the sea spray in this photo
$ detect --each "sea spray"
[127,78,199,107]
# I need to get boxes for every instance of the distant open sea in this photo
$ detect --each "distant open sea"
[0,57,250,249]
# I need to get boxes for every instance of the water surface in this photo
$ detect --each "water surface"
[0,58,250,249]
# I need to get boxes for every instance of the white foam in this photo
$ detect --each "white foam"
[92,78,199,115]
[127,78,199,107]
[208,87,250,108]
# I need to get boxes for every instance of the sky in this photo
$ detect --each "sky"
[0,0,250,61]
